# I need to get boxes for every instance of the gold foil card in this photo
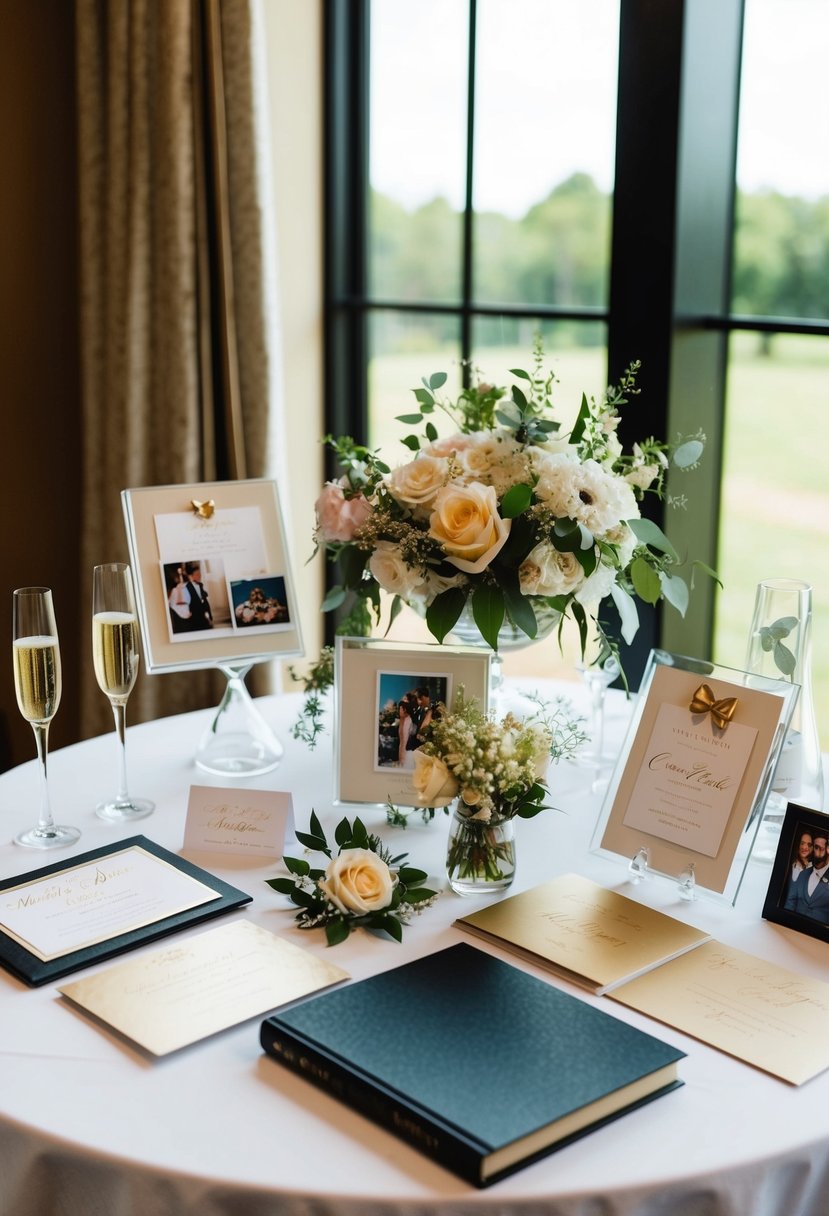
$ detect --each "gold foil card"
[456,873,710,994]
[610,941,829,1085]
[59,919,349,1056]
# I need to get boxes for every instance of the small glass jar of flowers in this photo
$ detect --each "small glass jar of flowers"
[409,691,585,895]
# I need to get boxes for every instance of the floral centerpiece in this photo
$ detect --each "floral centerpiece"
[313,342,712,665]
[267,813,437,945]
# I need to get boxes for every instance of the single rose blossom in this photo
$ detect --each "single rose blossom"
[368,541,424,598]
[314,480,372,543]
[428,481,511,574]
[318,848,395,915]
[387,454,449,508]
[412,751,460,807]
[518,542,584,598]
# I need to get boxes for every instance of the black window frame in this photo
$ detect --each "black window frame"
[323,0,828,681]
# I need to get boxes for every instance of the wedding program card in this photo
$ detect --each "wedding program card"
[598,661,789,895]
[182,785,294,859]
[610,941,829,1085]
[0,837,252,986]
[456,873,710,994]
[59,920,349,1056]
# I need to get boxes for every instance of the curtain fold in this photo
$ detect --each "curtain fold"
[75,0,276,738]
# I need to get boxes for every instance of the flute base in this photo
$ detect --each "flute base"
[15,823,81,849]
[96,798,155,823]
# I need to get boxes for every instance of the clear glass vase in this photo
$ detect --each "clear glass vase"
[445,802,516,896]
[447,599,561,697]
[745,579,824,858]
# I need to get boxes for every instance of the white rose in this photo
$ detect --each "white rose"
[368,542,423,598]
[518,543,584,597]
[429,482,511,574]
[318,848,395,915]
[388,455,448,510]
[412,751,459,807]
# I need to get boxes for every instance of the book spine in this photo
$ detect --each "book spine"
[260,1018,485,1187]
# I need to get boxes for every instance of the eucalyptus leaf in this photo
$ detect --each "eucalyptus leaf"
[401,435,420,452]
[627,517,678,561]
[672,439,705,468]
[630,556,662,604]
[773,640,797,676]
[395,413,423,425]
[321,584,347,612]
[509,367,531,380]
[429,371,447,390]
[425,421,438,441]
[660,570,690,616]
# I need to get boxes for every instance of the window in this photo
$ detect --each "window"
[325,0,829,727]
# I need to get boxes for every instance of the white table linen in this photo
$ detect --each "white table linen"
[1,680,828,1216]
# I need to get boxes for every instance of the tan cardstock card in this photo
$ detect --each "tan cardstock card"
[456,873,710,994]
[59,919,349,1056]
[609,940,829,1085]
[183,786,294,859]
[600,664,783,893]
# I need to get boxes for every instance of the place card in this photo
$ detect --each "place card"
[182,785,294,858]
[0,836,251,986]
[59,919,349,1056]
[609,940,829,1085]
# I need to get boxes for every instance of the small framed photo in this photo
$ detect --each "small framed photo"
[334,637,491,806]
[591,649,800,904]
[763,806,829,942]
[122,479,303,673]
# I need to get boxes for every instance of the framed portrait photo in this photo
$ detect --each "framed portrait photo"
[334,637,492,806]
[763,806,829,943]
[591,649,800,904]
[122,479,303,673]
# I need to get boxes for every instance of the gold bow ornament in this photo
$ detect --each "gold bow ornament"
[190,499,215,519]
[689,683,738,731]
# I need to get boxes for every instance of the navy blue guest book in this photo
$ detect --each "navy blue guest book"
[260,942,685,1187]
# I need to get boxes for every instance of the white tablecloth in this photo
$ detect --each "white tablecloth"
[1,680,829,1216]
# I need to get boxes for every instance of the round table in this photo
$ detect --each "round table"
[1,680,828,1216]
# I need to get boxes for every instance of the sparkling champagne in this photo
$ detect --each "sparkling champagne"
[92,611,139,701]
[13,635,61,723]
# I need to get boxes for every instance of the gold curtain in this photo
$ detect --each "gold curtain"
[75,0,276,738]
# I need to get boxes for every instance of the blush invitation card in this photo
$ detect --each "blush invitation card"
[182,785,294,859]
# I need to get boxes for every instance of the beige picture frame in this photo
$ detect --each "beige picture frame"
[334,637,492,807]
[122,479,303,674]
[591,650,799,903]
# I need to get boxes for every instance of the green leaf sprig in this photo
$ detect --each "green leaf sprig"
[266,813,437,946]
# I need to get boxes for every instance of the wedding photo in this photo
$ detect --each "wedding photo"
[230,575,291,630]
[764,806,829,941]
[374,671,449,771]
[162,558,231,639]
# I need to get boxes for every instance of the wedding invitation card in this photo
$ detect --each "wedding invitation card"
[610,941,829,1085]
[59,919,349,1056]
[597,659,793,896]
[0,837,251,986]
[455,873,710,994]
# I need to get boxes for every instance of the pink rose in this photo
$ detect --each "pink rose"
[315,480,372,543]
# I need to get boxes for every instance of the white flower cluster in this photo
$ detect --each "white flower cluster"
[412,699,552,822]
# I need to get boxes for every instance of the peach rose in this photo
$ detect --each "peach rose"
[412,751,459,807]
[428,482,511,574]
[388,455,448,509]
[318,848,395,915]
[315,480,372,543]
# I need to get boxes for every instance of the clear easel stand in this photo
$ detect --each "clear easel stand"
[195,662,283,777]
[628,847,650,883]
[677,863,696,901]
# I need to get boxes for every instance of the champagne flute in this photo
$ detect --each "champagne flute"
[12,587,81,848]
[92,563,154,821]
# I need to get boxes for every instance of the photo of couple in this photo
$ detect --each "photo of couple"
[375,673,449,771]
[164,560,225,636]
[782,820,829,925]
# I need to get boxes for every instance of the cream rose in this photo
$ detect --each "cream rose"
[314,480,372,543]
[368,541,423,598]
[518,542,584,597]
[429,481,511,574]
[388,455,448,510]
[318,848,395,915]
[412,751,460,807]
